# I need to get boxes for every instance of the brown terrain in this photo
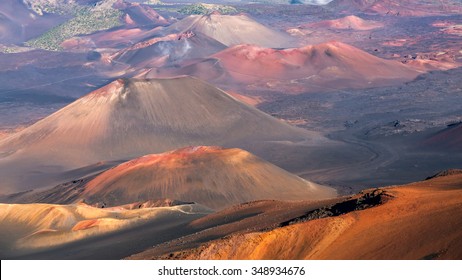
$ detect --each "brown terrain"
[423,122,462,151]
[166,13,294,48]
[303,15,383,30]
[61,27,163,50]
[149,41,420,94]
[0,0,461,261]
[0,202,212,259]
[114,1,169,28]
[329,0,462,16]
[129,171,462,260]
[212,41,419,88]
[110,31,226,70]
[2,146,336,210]
[61,1,170,50]
[0,76,331,193]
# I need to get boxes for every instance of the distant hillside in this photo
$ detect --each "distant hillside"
[166,14,294,48]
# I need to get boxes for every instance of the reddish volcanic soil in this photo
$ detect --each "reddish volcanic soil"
[110,31,226,69]
[210,41,418,92]
[135,171,462,260]
[226,91,264,106]
[304,15,383,31]
[1,146,336,210]
[20,146,335,210]
[166,14,294,48]
[61,27,162,50]
[0,76,327,193]
[127,198,344,260]
[432,20,462,36]
[119,2,168,27]
[423,122,462,151]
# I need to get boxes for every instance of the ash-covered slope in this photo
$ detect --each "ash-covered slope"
[328,0,462,16]
[149,41,419,92]
[0,76,325,192]
[166,13,294,48]
[112,31,227,68]
[117,1,168,27]
[305,15,383,30]
[212,41,418,83]
[15,146,335,209]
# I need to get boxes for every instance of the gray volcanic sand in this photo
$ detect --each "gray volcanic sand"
[259,67,462,191]
[0,76,365,193]
[166,14,295,48]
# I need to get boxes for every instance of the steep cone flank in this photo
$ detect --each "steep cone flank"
[423,123,462,151]
[122,3,168,27]
[0,76,323,192]
[148,42,419,92]
[36,146,335,210]
[112,32,227,68]
[208,41,418,87]
[166,14,294,48]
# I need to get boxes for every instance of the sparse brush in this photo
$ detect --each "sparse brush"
[25,4,123,51]
[178,3,238,15]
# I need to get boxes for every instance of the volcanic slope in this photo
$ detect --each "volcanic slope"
[7,146,336,210]
[0,202,212,259]
[0,76,327,193]
[112,32,227,69]
[305,15,383,31]
[150,172,462,260]
[119,2,168,27]
[151,41,419,93]
[423,123,462,151]
[0,0,63,44]
[328,0,462,16]
[165,14,294,48]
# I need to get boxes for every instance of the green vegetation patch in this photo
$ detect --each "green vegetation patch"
[143,0,163,4]
[25,5,122,51]
[178,3,238,15]
[23,0,77,15]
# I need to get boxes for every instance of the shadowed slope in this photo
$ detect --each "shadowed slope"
[11,146,336,209]
[128,198,344,260]
[0,76,326,192]
[0,202,212,259]
[111,31,227,68]
[155,172,462,260]
[423,123,462,151]
[0,0,64,43]
[120,2,168,27]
